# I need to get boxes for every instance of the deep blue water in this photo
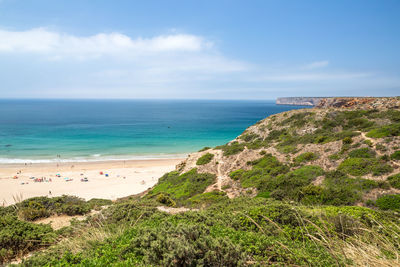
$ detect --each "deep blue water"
[0,99,307,163]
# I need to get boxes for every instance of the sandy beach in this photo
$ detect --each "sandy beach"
[0,158,183,206]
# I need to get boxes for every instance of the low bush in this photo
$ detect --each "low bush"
[16,195,93,221]
[238,154,289,189]
[320,170,383,205]
[229,169,245,181]
[276,144,297,154]
[198,147,211,152]
[343,136,353,144]
[185,191,228,207]
[280,112,314,128]
[239,132,260,142]
[149,169,216,202]
[376,194,400,211]
[366,123,400,138]
[0,215,55,264]
[196,153,214,165]
[87,198,112,210]
[216,141,245,156]
[345,118,375,130]
[391,151,400,160]
[267,165,324,201]
[348,147,376,158]
[328,153,341,161]
[294,152,318,165]
[364,139,373,147]
[130,223,246,266]
[156,193,176,207]
[338,158,393,176]
[19,201,50,221]
[388,173,400,189]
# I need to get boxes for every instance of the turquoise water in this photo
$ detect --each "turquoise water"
[0,99,307,163]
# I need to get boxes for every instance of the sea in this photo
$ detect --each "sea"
[0,99,308,163]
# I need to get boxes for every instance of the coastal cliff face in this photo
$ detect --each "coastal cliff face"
[276,96,400,108]
[174,97,400,201]
[276,97,325,106]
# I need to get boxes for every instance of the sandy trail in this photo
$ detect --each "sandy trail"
[0,158,183,206]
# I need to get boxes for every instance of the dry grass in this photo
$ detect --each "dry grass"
[245,209,400,267]
[55,213,126,254]
[303,215,400,266]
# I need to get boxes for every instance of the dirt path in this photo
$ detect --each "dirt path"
[157,206,198,214]
[360,131,376,146]
[216,151,224,190]
[33,207,105,230]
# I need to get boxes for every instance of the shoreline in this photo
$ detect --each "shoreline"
[0,153,189,164]
[0,158,184,206]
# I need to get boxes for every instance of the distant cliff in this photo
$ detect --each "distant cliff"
[276,97,324,106]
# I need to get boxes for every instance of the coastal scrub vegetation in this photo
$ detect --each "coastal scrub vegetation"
[196,152,214,165]
[293,152,318,165]
[12,197,400,266]
[0,196,111,264]
[2,195,112,221]
[147,168,216,204]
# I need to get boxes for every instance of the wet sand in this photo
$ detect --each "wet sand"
[0,158,183,206]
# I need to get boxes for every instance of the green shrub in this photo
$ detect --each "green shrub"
[156,193,176,207]
[364,139,373,147]
[388,173,400,189]
[19,201,50,221]
[280,112,314,128]
[268,165,324,201]
[338,158,393,176]
[345,118,374,130]
[16,195,92,220]
[379,155,390,161]
[87,198,112,210]
[128,223,246,266]
[256,191,270,198]
[321,171,361,205]
[375,143,387,152]
[366,123,400,138]
[390,151,400,160]
[266,129,289,141]
[294,152,318,164]
[298,185,324,205]
[343,137,353,144]
[348,147,376,158]
[229,169,245,181]
[149,169,216,202]
[216,141,245,156]
[277,144,297,154]
[376,194,400,211]
[239,132,260,142]
[186,191,228,207]
[239,154,289,189]
[198,147,211,152]
[329,153,341,161]
[0,215,55,264]
[196,153,214,165]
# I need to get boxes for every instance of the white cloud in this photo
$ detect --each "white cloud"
[303,60,329,70]
[0,27,398,99]
[0,28,212,59]
[256,72,371,82]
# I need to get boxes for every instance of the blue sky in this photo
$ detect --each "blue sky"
[0,0,399,99]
